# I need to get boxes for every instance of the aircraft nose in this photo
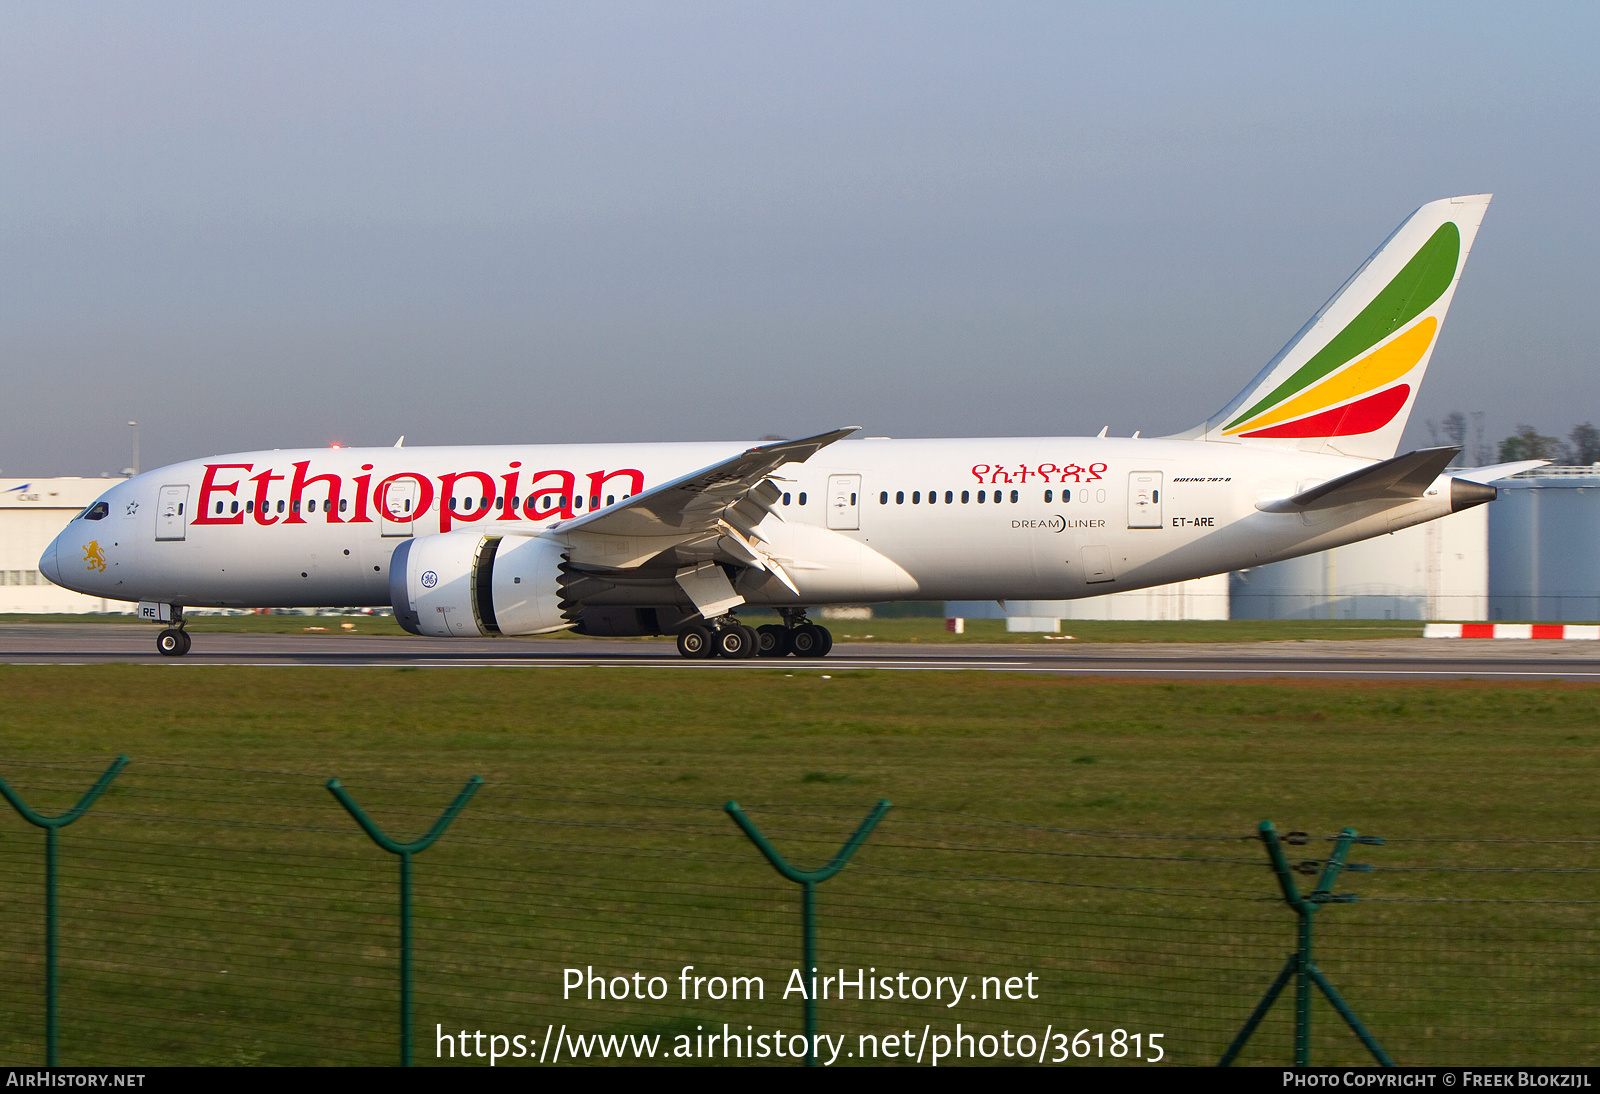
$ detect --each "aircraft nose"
[39,535,62,585]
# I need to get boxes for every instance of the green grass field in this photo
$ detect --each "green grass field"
[0,668,1595,1067]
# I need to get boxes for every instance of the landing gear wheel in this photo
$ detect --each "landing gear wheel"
[156,628,188,657]
[716,624,758,659]
[756,624,790,658]
[677,626,715,659]
[790,624,829,658]
[177,629,192,656]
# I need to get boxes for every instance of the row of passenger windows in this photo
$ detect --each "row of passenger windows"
[881,489,1074,505]
[210,493,640,517]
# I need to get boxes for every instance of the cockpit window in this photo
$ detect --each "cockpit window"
[82,502,109,521]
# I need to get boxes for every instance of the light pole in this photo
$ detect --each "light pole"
[127,421,139,476]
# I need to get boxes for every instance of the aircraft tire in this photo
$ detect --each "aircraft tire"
[716,625,758,659]
[677,626,715,659]
[756,624,789,657]
[177,630,192,656]
[814,625,833,656]
[790,624,826,658]
[156,628,185,657]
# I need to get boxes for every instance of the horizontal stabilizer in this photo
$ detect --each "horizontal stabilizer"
[1256,447,1460,513]
[1451,460,1549,484]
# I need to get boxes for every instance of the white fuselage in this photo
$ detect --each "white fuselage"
[43,436,1459,613]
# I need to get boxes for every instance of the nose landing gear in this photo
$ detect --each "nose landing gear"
[155,606,191,657]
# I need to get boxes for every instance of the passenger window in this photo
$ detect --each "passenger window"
[591,495,599,509]
[246,500,254,514]
[496,497,504,510]
[961,491,969,503]
[1152,490,1159,503]
[1044,490,1053,503]
[277,500,285,514]
[945,491,953,504]
[450,497,458,511]
[482,497,489,509]
[1063,489,1072,502]
[231,501,240,514]
[994,492,1002,504]
[879,492,887,504]
[178,503,184,515]
[896,491,904,504]
[912,491,920,504]
[216,501,224,514]
[340,498,348,512]
[575,495,584,509]
[977,490,985,503]
[927,490,936,504]
[83,502,109,521]
[850,493,856,505]
[292,500,300,513]
[607,495,615,506]
[1011,490,1019,503]
[798,492,807,505]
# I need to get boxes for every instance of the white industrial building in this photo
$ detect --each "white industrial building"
[1230,504,1488,621]
[947,574,1230,630]
[0,478,124,613]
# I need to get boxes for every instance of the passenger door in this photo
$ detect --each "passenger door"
[826,474,861,531]
[1127,471,1163,529]
[155,485,190,541]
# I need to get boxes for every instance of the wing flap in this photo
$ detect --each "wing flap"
[551,427,858,570]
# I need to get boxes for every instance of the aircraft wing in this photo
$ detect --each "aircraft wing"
[1256,446,1462,513]
[546,427,859,575]
[1451,460,1549,483]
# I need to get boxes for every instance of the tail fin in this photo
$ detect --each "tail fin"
[1185,195,1491,461]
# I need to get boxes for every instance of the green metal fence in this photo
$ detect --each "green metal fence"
[0,758,1594,1067]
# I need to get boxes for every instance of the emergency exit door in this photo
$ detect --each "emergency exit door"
[1127,472,1163,528]
[155,485,189,541]
[826,475,861,530]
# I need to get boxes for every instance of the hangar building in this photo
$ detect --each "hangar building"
[0,478,123,613]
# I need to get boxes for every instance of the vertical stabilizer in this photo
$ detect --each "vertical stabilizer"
[1185,195,1490,461]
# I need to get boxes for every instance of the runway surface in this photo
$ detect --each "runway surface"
[5,624,1600,680]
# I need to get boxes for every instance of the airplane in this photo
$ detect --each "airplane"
[42,194,1542,659]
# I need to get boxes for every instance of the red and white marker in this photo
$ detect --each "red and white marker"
[1423,623,1600,640]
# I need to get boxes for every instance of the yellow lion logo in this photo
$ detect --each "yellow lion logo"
[83,541,107,573]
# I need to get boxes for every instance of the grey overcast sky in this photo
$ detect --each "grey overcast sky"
[2,2,1596,476]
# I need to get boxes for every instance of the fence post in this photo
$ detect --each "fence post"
[327,774,482,1067]
[1218,820,1393,1068]
[0,755,129,1066]
[725,799,890,1067]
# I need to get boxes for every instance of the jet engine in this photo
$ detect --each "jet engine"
[389,531,570,637]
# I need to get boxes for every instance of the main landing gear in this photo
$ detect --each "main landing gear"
[675,611,832,660]
[156,606,191,657]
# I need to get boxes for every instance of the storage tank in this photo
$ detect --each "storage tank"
[1488,468,1600,621]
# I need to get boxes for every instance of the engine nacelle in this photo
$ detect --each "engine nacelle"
[389,532,570,637]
